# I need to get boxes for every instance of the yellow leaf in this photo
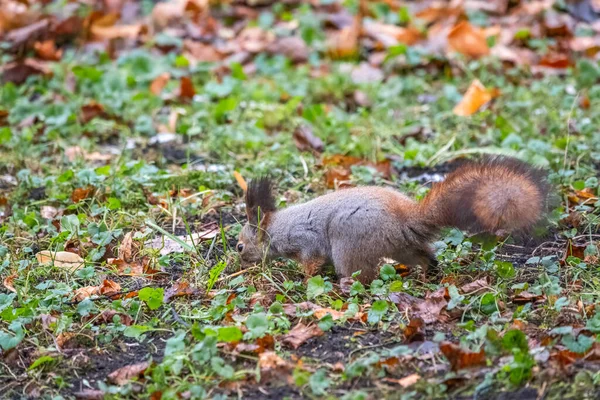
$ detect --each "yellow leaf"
[36,251,84,271]
[453,79,498,116]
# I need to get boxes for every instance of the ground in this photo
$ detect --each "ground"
[1,1,600,399]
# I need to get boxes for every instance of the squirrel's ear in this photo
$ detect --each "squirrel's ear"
[245,177,276,226]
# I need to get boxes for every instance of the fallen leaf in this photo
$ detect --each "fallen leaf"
[33,40,63,61]
[322,154,391,188]
[108,361,151,386]
[340,277,355,295]
[453,79,498,116]
[281,322,324,349]
[539,53,572,69]
[411,287,448,324]
[91,23,144,40]
[36,251,85,271]
[73,285,100,302]
[145,228,219,256]
[80,102,105,124]
[71,186,94,203]
[237,26,275,53]
[107,257,146,276]
[448,21,490,58]
[163,281,199,303]
[266,36,309,63]
[150,73,171,95]
[293,125,324,153]
[234,171,247,192]
[459,278,489,294]
[1,59,52,85]
[313,307,346,321]
[73,389,105,400]
[384,373,421,388]
[184,40,223,63]
[84,310,133,326]
[403,317,425,342]
[40,205,58,219]
[3,274,17,293]
[513,291,545,304]
[440,341,486,371]
[56,332,77,350]
[99,280,122,298]
[363,21,422,47]
[119,232,134,262]
[179,76,195,100]
[258,351,291,372]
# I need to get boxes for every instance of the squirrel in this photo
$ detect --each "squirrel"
[236,156,550,283]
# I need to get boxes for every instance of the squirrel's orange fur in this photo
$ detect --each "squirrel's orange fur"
[237,156,550,283]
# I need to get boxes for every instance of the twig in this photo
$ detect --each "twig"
[216,266,260,283]
[171,307,191,328]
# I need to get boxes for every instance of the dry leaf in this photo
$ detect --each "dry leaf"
[108,361,151,386]
[163,281,199,303]
[119,232,134,262]
[1,59,52,85]
[145,229,219,256]
[73,285,100,302]
[34,40,62,61]
[322,154,391,188]
[84,310,133,326]
[73,389,104,400]
[453,79,498,116]
[179,76,195,100]
[41,205,58,219]
[386,373,421,388]
[363,21,422,47]
[3,274,17,293]
[99,279,122,298]
[403,317,425,342]
[281,322,324,349]
[293,125,324,153]
[513,291,545,304]
[234,171,247,192]
[539,53,571,69]
[107,257,146,276]
[459,278,489,294]
[266,36,309,63]
[56,332,76,350]
[150,73,171,95]
[440,341,486,371]
[91,23,143,40]
[36,250,84,271]
[327,25,359,59]
[411,287,448,324]
[81,102,105,124]
[184,40,223,63]
[448,21,490,58]
[71,186,94,203]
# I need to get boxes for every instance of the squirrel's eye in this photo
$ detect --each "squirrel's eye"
[236,243,244,252]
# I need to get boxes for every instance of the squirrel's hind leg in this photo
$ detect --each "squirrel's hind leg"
[331,244,379,284]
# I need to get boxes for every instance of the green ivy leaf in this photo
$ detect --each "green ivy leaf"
[502,329,529,353]
[245,313,269,338]
[586,313,600,333]
[218,326,243,343]
[318,314,334,332]
[380,264,396,281]
[389,280,403,293]
[309,369,331,396]
[138,287,164,310]
[562,333,594,354]
[307,276,330,300]
[77,298,97,316]
[495,261,515,279]
[124,325,151,339]
[28,355,55,370]
[367,300,388,325]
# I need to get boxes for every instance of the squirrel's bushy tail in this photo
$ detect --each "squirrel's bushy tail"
[418,156,550,236]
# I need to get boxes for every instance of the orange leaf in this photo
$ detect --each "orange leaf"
[150,73,171,95]
[3,274,17,293]
[163,281,199,303]
[179,76,195,100]
[293,125,324,153]
[233,171,247,192]
[81,102,105,124]
[453,79,498,116]
[71,186,94,203]
[448,21,490,58]
[99,279,122,299]
[440,341,486,371]
[539,53,571,69]
[73,285,100,302]
[34,40,62,61]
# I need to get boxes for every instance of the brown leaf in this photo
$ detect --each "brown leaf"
[440,341,486,371]
[512,291,545,304]
[108,361,151,386]
[237,26,275,53]
[73,389,105,400]
[411,287,448,324]
[179,76,195,100]
[384,373,421,388]
[34,40,62,61]
[282,301,320,317]
[266,36,309,63]
[453,79,498,116]
[163,281,199,303]
[91,23,144,40]
[1,59,52,85]
[56,332,76,350]
[73,285,101,302]
[5,18,51,48]
[71,186,94,203]
[85,310,133,326]
[3,274,17,293]
[107,257,146,276]
[322,154,391,188]
[36,251,85,271]
[327,25,359,59]
[81,102,105,124]
[340,277,355,295]
[447,21,490,58]
[258,351,291,372]
[150,73,171,95]
[403,317,425,342]
[459,278,489,294]
[539,53,572,69]
[293,125,324,153]
[281,322,324,349]
[99,279,122,299]
[119,232,134,263]
[184,40,223,63]
[363,21,422,47]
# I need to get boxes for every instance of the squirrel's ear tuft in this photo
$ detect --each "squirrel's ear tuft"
[245,177,276,225]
